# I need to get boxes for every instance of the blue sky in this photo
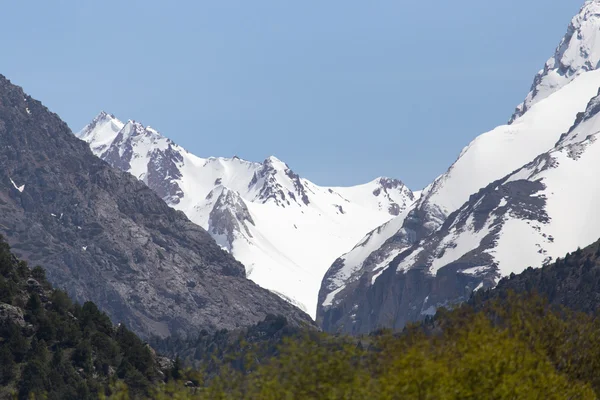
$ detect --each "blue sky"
[1,1,581,189]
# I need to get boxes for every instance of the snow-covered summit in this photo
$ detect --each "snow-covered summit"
[77,111,124,155]
[511,0,600,122]
[318,1,600,333]
[77,113,416,318]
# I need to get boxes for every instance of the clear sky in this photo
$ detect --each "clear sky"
[1,1,582,189]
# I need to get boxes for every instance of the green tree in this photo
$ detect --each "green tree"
[0,344,15,384]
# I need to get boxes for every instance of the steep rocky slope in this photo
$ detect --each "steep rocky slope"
[78,113,416,316]
[0,74,311,339]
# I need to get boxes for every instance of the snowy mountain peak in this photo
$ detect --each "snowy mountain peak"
[317,2,600,334]
[78,112,415,318]
[511,1,600,122]
[118,120,165,142]
[371,177,414,215]
[265,155,286,166]
[373,177,410,193]
[78,111,119,134]
[89,110,115,126]
[77,111,124,155]
[118,120,145,141]
[206,186,255,252]
[248,156,310,207]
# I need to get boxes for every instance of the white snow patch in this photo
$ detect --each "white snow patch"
[421,306,436,316]
[461,266,489,276]
[429,215,492,274]
[323,286,345,308]
[10,178,24,193]
[371,269,385,285]
[488,217,546,276]
[395,246,425,273]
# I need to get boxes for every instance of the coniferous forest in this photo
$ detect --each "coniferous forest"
[4,234,600,399]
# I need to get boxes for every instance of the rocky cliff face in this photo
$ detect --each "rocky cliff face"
[317,202,445,327]
[0,74,312,338]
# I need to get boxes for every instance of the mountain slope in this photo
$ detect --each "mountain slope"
[419,0,600,218]
[0,74,311,339]
[510,0,600,122]
[318,0,600,333]
[78,113,416,317]
[387,87,600,292]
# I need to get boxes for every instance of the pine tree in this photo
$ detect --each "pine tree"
[0,344,15,384]
[172,356,182,381]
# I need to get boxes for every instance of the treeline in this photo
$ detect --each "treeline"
[472,238,600,314]
[6,233,600,399]
[113,293,599,399]
[150,313,302,375]
[132,238,600,399]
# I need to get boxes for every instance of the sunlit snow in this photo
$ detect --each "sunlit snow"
[79,112,416,318]
[10,178,24,193]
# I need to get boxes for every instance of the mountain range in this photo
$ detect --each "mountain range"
[77,114,416,316]
[73,1,600,333]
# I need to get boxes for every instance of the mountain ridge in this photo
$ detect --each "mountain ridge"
[78,112,417,317]
[510,0,600,123]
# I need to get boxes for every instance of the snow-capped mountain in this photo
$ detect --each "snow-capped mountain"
[318,0,600,333]
[510,0,600,123]
[77,113,417,317]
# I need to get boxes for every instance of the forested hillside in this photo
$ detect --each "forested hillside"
[136,293,600,399]
[150,314,303,374]
[0,236,171,399]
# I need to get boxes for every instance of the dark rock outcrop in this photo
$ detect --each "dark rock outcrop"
[0,302,26,329]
